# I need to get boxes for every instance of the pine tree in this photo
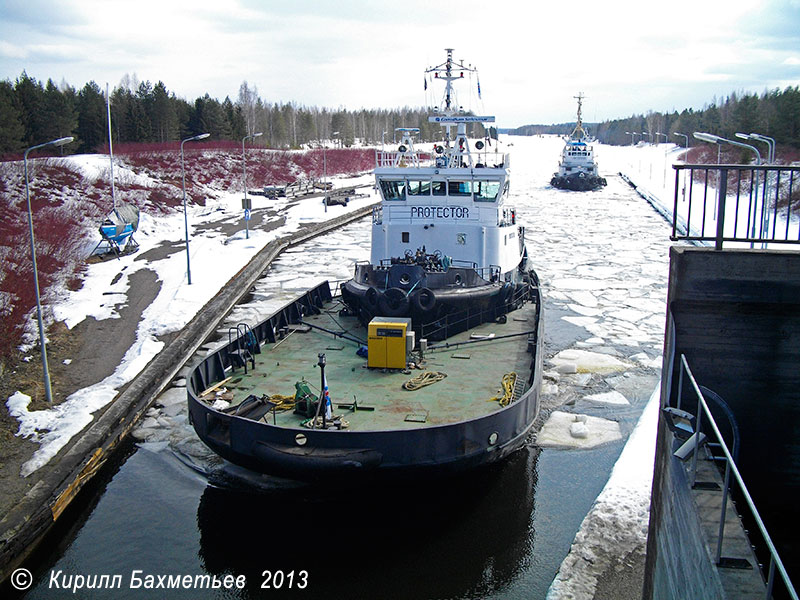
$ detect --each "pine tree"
[0,81,25,154]
[14,72,46,146]
[151,81,178,142]
[76,81,107,152]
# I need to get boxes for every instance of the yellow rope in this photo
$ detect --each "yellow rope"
[267,394,297,412]
[489,372,517,406]
[402,371,447,391]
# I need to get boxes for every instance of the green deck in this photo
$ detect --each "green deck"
[209,300,538,432]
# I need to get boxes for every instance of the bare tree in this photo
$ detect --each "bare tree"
[238,81,259,136]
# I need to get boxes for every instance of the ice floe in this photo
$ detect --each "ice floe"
[549,349,630,375]
[583,391,630,406]
[537,411,622,449]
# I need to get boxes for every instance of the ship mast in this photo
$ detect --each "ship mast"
[571,92,586,141]
[425,48,479,145]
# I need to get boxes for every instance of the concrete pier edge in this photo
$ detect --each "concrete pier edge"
[0,203,377,582]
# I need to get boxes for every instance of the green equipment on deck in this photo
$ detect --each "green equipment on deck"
[293,380,319,418]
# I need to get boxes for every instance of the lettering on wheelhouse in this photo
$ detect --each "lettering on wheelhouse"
[410,206,470,219]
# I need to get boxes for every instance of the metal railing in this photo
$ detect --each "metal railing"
[375,148,509,170]
[671,164,800,249]
[676,354,798,599]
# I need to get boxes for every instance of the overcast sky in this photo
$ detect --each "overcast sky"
[2,0,799,128]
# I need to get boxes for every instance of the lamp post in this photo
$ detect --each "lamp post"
[642,131,651,144]
[674,132,689,203]
[181,132,210,285]
[322,132,340,213]
[381,131,387,152]
[24,136,74,403]
[694,132,762,244]
[242,132,263,240]
[624,131,638,145]
[735,132,774,164]
[693,132,761,165]
[656,132,669,186]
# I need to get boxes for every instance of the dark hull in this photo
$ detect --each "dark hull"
[551,173,607,191]
[188,388,540,481]
[340,261,532,340]
[187,280,543,482]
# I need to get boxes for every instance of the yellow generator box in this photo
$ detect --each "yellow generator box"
[368,317,411,369]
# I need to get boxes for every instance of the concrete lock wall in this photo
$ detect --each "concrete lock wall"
[648,450,726,599]
[644,246,800,599]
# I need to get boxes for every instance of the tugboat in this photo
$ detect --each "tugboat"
[550,92,607,191]
[186,49,543,482]
[341,48,535,340]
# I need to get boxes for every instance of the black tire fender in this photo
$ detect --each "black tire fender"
[412,287,437,312]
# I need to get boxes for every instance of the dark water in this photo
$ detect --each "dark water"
[12,428,630,600]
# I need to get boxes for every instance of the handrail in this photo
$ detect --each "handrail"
[670,164,800,249]
[676,354,798,599]
[375,149,507,170]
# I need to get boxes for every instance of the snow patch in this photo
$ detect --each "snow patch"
[537,411,622,449]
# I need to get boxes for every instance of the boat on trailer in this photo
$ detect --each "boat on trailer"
[187,49,543,482]
[550,92,607,191]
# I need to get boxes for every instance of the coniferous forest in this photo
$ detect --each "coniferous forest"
[0,73,462,157]
[509,87,800,152]
[4,71,798,158]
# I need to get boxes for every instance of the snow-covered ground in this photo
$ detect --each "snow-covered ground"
[7,169,378,476]
[8,134,698,595]
[603,141,800,248]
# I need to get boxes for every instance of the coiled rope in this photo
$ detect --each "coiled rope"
[266,394,297,411]
[402,371,447,391]
[489,372,517,406]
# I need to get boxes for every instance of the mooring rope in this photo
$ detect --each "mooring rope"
[489,372,517,406]
[402,371,447,391]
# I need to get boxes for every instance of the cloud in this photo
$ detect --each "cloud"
[1,0,799,126]
[0,41,28,60]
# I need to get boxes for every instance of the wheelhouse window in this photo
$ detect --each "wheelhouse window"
[448,181,471,197]
[407,180,430,196]
[380,180,406,201]
[432,181,446,196]
[473,180,500,202]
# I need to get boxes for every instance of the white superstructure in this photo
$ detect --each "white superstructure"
[551,92,606,191]
[370,49,524,281]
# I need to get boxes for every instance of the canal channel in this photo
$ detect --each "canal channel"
[17,136,672,599]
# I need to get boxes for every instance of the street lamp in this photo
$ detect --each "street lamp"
[624,131,638,145]
[381,131,388,152]
[322,132,340,213]
[24,136,74,403]
[673,132,690,202]
[694,132,763,244]
[735,132,775,164]
[642,131,651,144]
[181,132,210,285]
[693,132,761,164]
[655,132,668,144]
[673,132,689,149]
[242,132,263,240]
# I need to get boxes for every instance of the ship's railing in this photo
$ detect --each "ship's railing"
[376,149,430,168]
[670,164,800,249]
[375,148,509,170]
[375,257,478,270]
[372,205,382,224]
[421,278,531,341]
[674,354,798,600]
